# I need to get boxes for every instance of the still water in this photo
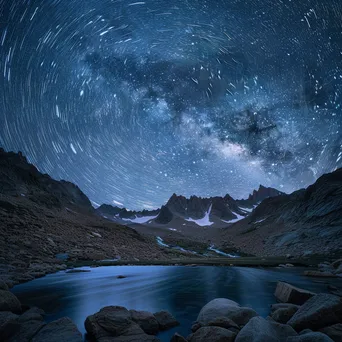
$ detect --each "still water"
[12,266,336,341]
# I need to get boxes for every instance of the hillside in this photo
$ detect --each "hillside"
[221,168,342,257]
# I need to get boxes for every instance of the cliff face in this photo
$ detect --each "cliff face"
[222,168,342,257]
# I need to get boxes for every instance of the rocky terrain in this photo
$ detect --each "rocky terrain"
[220,168,342,258]
[1,275,341,341]
[0,149,199,286]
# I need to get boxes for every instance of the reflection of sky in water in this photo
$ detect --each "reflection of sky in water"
[12,266,339,341]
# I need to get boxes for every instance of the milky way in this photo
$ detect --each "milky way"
[1,0,342,209]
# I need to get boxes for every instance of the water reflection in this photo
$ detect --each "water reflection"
[12,266,336,341]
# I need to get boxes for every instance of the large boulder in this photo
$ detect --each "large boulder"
[9,320,45,342]
[0,290,22,314]
[319,324,342,342]
[197,298,258,326]
[129,310,159,335]
[188,326,236,342]
[288,294,342,331]
[99,323,160,342]
[235,316,297,342]
[286,332,334,341]
[18,307,45,322]
[207,317,240,331]
[271,306,299,324]
[270,303,300,313]
[85,306,132,339]
[31,317,82,342]
[274,282,315,305]
[85,306,160,342]
[153,311,179,330]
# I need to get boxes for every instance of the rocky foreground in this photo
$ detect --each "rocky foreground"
[1,269,342,342]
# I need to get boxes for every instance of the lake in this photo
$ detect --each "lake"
[12,265,337,341]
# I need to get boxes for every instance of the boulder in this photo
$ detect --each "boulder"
[9,320,45,342]
[99,323,160,341]
[207,317,240,331]
[270,303,300,313]
[235,316,297,342]
[170,333,188,342]
[31,317,82,342]
[274,282,315,305]
[197,298,258,326]
[18,307,45,322]
[153,311,179,330]
[271,306,299,324]
[319,324,342,342]
[288,294,342,331]
[85,306,160,342]
[188,326,236,342]
[0,290,22,314]
[286,332,334,341]
[85,306,132,339]
[129,310,159,335]
[0,311,19,340]
[304,271,336,278]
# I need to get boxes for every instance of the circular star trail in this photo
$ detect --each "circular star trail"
[0,0,342,209]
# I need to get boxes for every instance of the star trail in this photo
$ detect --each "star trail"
[0,0,342,209]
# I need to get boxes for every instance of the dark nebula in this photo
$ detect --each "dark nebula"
[1,0,341,209]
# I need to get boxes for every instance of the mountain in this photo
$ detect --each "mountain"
[97,186,283,230]
[0,148,93,214]
[236,185,285,208]
[222,168,342,257]
[0,149,184,285]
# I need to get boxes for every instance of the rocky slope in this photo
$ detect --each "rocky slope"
[0,149,193,285]
[222,168,342,257]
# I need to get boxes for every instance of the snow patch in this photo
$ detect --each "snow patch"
[222,212,245,224]
[185,204,214,226]
[239,206,256,213]
[122,215,158,224]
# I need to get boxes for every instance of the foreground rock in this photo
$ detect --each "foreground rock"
[288,293,342,331]
[85,306,178,341]
[197,298,258,326]
[0,288,82,342]
[154,310,179,330]
[320,324,342,342]
[286,331,334,341]
[235,316,297,342]
[189,326,236,342]
[129,310,159,335]
[271,306,299,324]
[274,282,315,305]
[31,317,82,342]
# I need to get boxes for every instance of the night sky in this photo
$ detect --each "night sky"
[1,0,342,210]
